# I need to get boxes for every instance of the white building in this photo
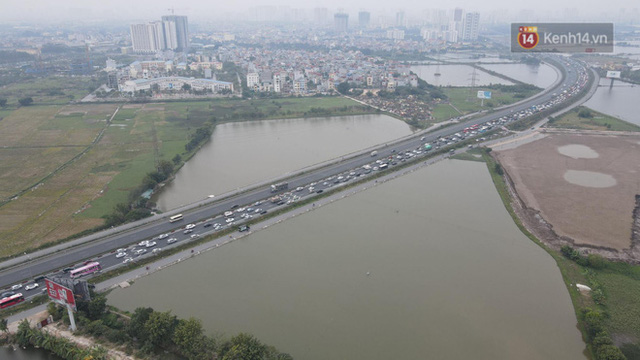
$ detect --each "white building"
[273,73,282,93]
[462,12,480,41]
[386,29,405,40]
[120,76,233,93]
[247,72,260,90]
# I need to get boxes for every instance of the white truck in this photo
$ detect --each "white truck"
[370,150,378,157]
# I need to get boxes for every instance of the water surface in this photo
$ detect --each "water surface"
[411,64,513,87]
[481,63,558,88]
[111,160,586,360]
[156,114,413,210]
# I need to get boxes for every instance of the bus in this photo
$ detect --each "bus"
[169,214,184,223]
[70,262,101,279]
[0,293,24,308]
[270,182,288,193]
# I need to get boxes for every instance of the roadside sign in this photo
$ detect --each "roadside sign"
[45,279,76,310]
[477,91,492,99]
[606,71,621,79]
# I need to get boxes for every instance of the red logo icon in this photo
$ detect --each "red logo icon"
[518,26,539,50]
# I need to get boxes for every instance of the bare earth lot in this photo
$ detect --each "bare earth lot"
[494,132,640,259]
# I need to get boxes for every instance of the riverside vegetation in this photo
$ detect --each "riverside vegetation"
[480,148,638,360]
[4,293,292,360]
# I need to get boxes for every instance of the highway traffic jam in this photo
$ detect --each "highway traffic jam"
[1,58,590,307]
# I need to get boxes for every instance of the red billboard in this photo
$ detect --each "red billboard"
[45,279,76,310]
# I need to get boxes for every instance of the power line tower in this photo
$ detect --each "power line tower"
[467,67,478,101]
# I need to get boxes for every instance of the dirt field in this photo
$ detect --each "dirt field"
[494,131,640,259]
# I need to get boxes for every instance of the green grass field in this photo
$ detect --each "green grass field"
[432,104,461,121]
[442,86,537,115]
[0,76,101,106]
[0,96,372,256]
[547,106,640,132]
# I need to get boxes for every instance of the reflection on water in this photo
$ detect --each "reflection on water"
[156,114,413,210]
[584,79,640,126]
[411,64,513,86]
[481,63,558,88]
[110,160,586,360]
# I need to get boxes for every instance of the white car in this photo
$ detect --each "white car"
[190,234,200,239]
[145,241,157,248]
[224,211,234,217]
[123,258,133,264]
[138,240,149,246]
[225,218,234,223]
[185,223,196,230]
[25,283,39,291]
[152,248,162,254]
[296,186,304,192]
[116,248,126,253]
[134,249,147,255]
[11,284,22,290]
[116,252,127,258]
[235,207,246,213]
[158,233,169,239]
[167,238,177,244]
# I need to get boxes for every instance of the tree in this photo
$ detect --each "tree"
[127,307,154,341]
[0,318,7,335]
[144,310,177,349]
[220,333,268,360]
[173,317,212,360]
[172,154,182,165]
[578,108,593,118]
[87,295,107,320]
[18,97,33,106]
[596,345,627,360]
[336,82,351,95]
[157,160,174,179]
[182,83,192,92]
[0,98,7,107]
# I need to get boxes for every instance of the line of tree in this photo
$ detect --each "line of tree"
[185,125,213,152]
[45,295,292,360]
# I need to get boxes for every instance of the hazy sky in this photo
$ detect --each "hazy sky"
[1,0,638,23]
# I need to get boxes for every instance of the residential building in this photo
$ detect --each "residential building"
[334,13,349,33]
[358,11,370,28]
[462,12,480,41]
[161,15,190,51]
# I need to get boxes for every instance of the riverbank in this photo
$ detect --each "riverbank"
[480,149,635,359]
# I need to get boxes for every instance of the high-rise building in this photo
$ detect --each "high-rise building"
[334,13,349,33]
[462,12,480,41]
[161,15,189,51]
[395,11,405,27]
[130,23,164,53]
[358,11,370,28]
[453,8,464,22]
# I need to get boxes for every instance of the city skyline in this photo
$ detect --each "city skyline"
[1,0,639,23]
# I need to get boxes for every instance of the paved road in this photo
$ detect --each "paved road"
[0,55,585,290]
